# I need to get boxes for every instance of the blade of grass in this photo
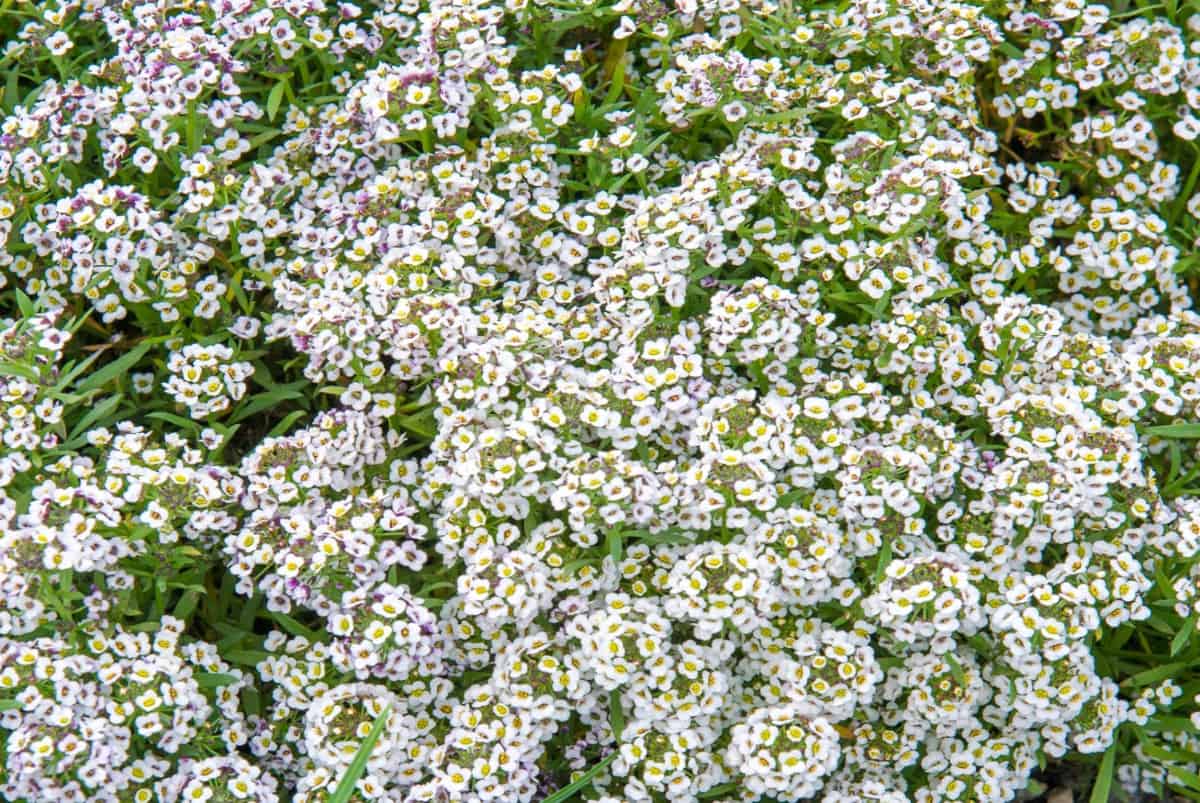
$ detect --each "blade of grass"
[1146,424,1200,438]
[75,341,153,393]
[1089,742,1116,803]
[328,703,391,803]
[542,751,618,803]
[609,691,625,741]
[1171,615,1196,657]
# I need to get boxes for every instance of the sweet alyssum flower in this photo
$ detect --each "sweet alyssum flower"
[1,0,1200,801]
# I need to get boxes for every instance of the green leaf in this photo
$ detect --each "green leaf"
[187,102,203,152]
[328,704,392,803]
[541,752,619,803]
[1140,743,1200,792]
[626,527,694,546]
[267,409,308,438]
[1022,780,1048,800]
[1172,616,1196,657]
[1089,742,1116,803]
[1172,144,1200,226]
[699,784,739,800]
[0,361,38,381]
[416,580,455,598]
[1166,764,1200,794]
[228,383,305,424]
[63,393,123,447]
[873,537,893,586]
[247,126,284,153]
[173,589,203,621]
[1168,439,1184,485]
[1146,424,1200,439]
[1121,661,1188,689]
[1145,716,1200,733]
[3,65,19,113]
[269,611,326,642]
[54,350,105,390]
[609,691,625,741]
[223,649,270,667]
[0,699,22,711]
[601,37,629,108]
[942,651,967,686]
[15,289,36,318]
[242,686,262,718]
[195,672,239,689]
[606,528,623,564]
[267,80,287,122]
[996,41,1025,59]
[1141,741,1200,766]
[146,411,202,432]
[394,409,436,440]
[75,341,153,393]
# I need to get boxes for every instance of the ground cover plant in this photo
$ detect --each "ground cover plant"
[4,0,1200,800]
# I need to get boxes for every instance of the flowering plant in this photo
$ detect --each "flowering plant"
[4,0,1200,801]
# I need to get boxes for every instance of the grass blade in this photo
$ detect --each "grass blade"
[542,752,617,803]
[609,691,625,741]
[1089,742,1116,803]
[328,703,391,803]
[75,341,153,393]
[1146,424,1200,439]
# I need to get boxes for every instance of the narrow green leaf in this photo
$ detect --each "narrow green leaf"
[0,699,22,711]
[699,784,739,800]
[1172,616,1196,657]
[195,672,239,689]
[1089,742,1116,803]
[1121,661,1188,689]
[3,65,19,113]
[328,704,392,803]
[242,685,262,718]
[609,691,625,741]
[173,589,203,621]
[187,102,202,152]
[1145,715,1200,733]
[943,651,967,686]
[267,80,287,122]
[75,341,153,393]
[54,350,104,390]
[247,127,283,152]
[267,409,308,438]
[541,752,619,803]
[228,385,304,424]
[1141,741,1200,766]
[395,410,436,440]
[601,42,628,108]
[873,538,893,586]
[1166,764,1200,794]
[0,361,38,381]
[416,580,455,598]
[223,649,270,667]
[63,393,123,446]
[146,411,202,432]
[1022,780,1048,800]
[1172,145,1200,226]
[15,289,36,318]
[269,611,326,642]
[607,528,623,564]
[1146,424,1200,439]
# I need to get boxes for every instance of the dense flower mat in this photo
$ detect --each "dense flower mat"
[4,0,1200,800]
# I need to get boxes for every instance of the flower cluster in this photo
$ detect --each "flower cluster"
[0,617,250,803]
[163,343,254,420]
[3,0,1200,801]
